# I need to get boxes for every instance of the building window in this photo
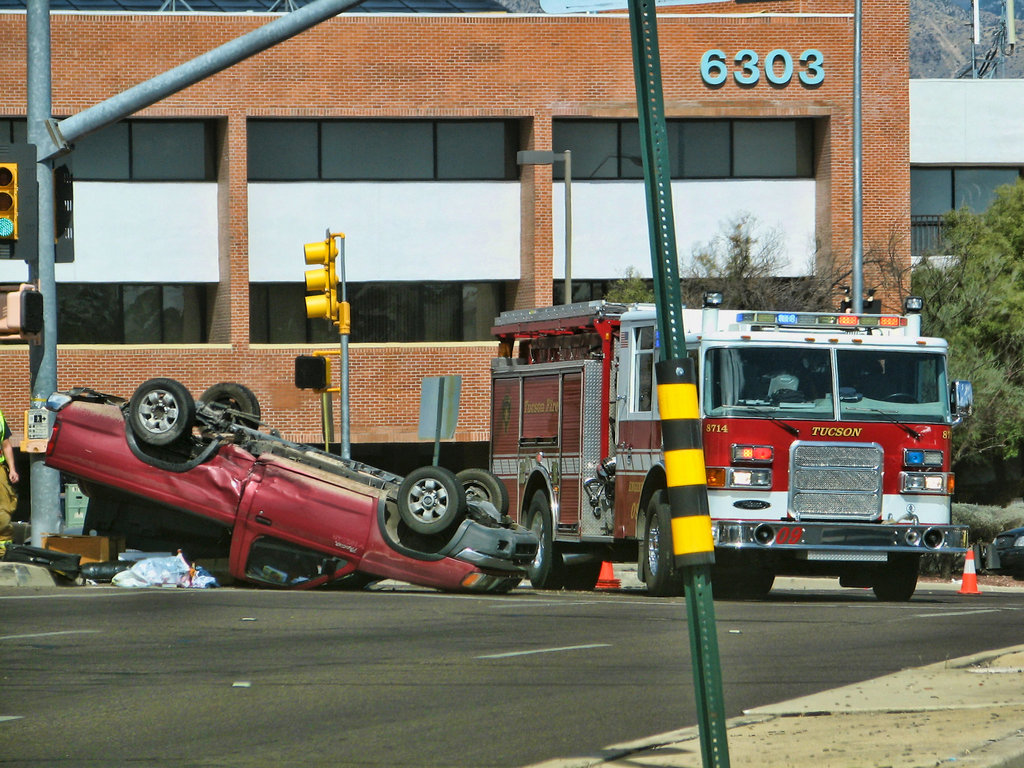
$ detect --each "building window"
[552,118,815,180]
[248,119,518,182]
[911,166,1022,215]
[58,284,209,343]
[0,118,28,144]
[910,166,1022,258]
[73,120,217,181]
[249,282,505,343]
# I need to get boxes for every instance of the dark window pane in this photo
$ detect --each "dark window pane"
[618,123,646,179]
[682,121,731,178]
[163,285,206,343]
[267,283,313,343]
[58,285,122,343]
[551,120,618,180]
[74,122,131,180]
[436,121,509,180]
[132,121,211,181]
[911,168,953,216]
[733,120,811,177]
[248,121,319,180]
[954,168,1020,213]
[322,121,433,180]
[123,285,162,342]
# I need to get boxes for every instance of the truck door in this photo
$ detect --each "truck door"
[229,458,376,586]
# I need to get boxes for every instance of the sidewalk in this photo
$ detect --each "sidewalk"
[526,578,1024,768]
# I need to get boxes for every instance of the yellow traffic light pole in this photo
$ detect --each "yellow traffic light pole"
[303,230,350,459]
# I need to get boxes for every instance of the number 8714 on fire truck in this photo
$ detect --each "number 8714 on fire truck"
[489,294,973,601]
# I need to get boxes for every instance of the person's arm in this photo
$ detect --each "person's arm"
[3,438,18,484]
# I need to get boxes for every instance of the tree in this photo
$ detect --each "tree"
[679,213,845,311]
[604,266,654,304]
[911,179,1024,496]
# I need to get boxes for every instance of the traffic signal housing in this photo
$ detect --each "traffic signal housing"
[0,163,20,241]
[295,354,329,390]
[0,143,38,260]
[0,284,44,342]
[304,237,339,323]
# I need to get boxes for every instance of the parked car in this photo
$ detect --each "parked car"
[992,526,1024,578]
[44,379,538,592]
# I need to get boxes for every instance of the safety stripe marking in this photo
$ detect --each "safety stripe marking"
[664,447,708,488]
[671,514,715,556]
[657,381,699,421]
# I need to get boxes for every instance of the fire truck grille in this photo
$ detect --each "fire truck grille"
[790,443,882,521]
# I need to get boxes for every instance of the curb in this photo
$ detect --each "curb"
[0,562,57,588]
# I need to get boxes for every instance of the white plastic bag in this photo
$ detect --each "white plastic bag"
[112,551,218,588]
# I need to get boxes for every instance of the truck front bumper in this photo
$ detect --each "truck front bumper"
[713,520,969,556]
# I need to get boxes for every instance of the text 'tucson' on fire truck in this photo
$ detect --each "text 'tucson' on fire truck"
[489,293,974,601]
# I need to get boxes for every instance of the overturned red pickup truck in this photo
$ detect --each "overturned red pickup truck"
[44,379,538,592]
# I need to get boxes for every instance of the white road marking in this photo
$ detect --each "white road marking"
[478,643,610,659]
[0,630,99,642]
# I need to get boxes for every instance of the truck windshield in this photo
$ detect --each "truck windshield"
[836,349,949,423]
[703,346,950,424]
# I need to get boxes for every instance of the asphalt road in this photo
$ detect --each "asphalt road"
[2,581,1022,768]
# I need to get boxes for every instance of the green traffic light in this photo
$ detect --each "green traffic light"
[0,217,13,238]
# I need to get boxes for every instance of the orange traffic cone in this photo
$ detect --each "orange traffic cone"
[958,548,981,595]
[596,562,621,590]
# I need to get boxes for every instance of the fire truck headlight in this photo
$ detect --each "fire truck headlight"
[728,468,771,488]
[901,472,948,494]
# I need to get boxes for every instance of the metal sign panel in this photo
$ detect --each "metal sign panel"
[418,376,461,440]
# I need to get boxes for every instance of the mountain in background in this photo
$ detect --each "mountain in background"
[496,0,1023,79]
[911,0,1022,77]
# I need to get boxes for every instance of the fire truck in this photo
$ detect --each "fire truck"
[489,294,973,600]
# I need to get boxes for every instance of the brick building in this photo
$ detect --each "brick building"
[0,0,909,472]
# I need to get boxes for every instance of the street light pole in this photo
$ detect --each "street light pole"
[517,149,573,305]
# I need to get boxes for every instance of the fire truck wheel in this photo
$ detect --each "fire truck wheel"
[643,491,685,597]
[456,468,510,516]
[127,378,196,447]
[871,554,919,601]
[526,491,565,590]
[199,382,262,427]
[397,466,467,536]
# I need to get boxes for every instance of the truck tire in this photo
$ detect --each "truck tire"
[872,554,919,601]
[525,490,565,590]
[643,491,685,597]
[397,466,467,536]
[199,382,261,427]
[456,468,509,516]
[127,378,196,447]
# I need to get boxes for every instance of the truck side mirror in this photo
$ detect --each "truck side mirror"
[951,380,973,427]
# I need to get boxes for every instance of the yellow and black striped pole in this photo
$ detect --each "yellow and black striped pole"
[629,0,729,760]
[656,358,714,568]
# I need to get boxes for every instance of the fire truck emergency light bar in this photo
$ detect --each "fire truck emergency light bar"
[735,311,908,330]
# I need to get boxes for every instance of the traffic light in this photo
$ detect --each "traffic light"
[295,354,329,390]
[0,163,19,241]
[303,236,339,323]
[0,284,44,342]
[0,144,39,260]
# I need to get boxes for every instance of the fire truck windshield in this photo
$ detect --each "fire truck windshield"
[703,346,951,424]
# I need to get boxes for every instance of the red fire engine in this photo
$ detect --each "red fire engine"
[489,294,973,600]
